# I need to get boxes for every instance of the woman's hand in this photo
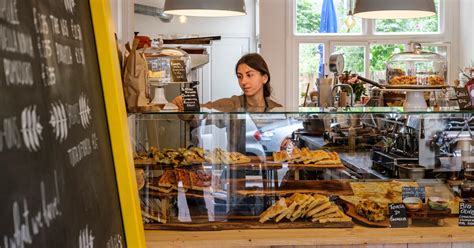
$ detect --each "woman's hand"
[172,95,184,111]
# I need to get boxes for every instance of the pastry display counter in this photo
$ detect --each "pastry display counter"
[131,107,474,247]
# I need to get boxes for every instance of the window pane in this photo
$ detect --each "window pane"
[334,46,365,76]
[296,0,362,34]
[299,43,323,106]
[369,44,405,82]
[375,0,440,33]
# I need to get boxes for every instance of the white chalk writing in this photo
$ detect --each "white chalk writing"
[67,137,92,167]
[2,171,61,248]
[71,20,82,41]
[106,234,123,248]
[0,0,19,25]
[3,59,33,86]
[50,15,61,36]
[49,101,68,143]
[37,39,52,59]
[64,0,76,14]
[60,19,69,37]
[41,64,56,86]
[0,116,22,152]
[78,226,94,248]
[55,42,73,65]
[75,47,85,64]
[79,94,91,128]
[20,105,43,152]
[0,25,35,57]
[32,8,49,35]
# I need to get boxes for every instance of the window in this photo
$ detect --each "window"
[334,45,365,75]
[375,0,440,34]
[296,0,362,34]
[290,0,451,108]
[299,43,324,105]
[370,44,405,82]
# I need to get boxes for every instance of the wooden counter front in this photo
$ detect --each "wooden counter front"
[145,218,474,248]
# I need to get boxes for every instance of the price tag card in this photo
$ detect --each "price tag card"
[182,82,200,111]
[454,87,473,110]
[170,59,188,83]
[459,202,474,226]
[402,187,426,203]
[389,203,408,228]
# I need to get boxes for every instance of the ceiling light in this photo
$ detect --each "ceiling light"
[353,0,436,19]
[164,0,246,17]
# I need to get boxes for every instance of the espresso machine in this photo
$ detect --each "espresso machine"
[371,114,446,178]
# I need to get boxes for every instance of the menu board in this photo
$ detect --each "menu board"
[0,0,136,247]
[459,202,474,226]
[170,59,188,83]
[402,187,426,203]
[454,87,473,110]
[182,82,200,111]
[389,203,408,228]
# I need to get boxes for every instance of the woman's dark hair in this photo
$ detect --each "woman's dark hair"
[235,53,272,97]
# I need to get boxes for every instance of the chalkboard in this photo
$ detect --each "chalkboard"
[182,82,201,111]
[170,59,188,83]
[0,0,144,247]
[454,87,473,110]
[389,203,408,228]
[459,202,474,226]
[402,187,426,203]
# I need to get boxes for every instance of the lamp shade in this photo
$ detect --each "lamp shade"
[353,0,436,19]
[164,0,246,17]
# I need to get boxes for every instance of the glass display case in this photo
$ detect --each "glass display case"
[385,43,447,87]
[131,107,473,230]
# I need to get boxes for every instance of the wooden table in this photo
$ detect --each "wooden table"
[145,218,474,248]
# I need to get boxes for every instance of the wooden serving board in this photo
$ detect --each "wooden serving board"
[344,202,390,228]
[407,204,451,219]
[237,180,354,196]
[144,219,353,231]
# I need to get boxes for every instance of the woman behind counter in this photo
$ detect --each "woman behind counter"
[173,53,282,111]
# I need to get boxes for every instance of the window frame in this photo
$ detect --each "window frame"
[287,0,452,109]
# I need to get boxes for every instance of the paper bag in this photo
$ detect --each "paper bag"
[123,38,149,112]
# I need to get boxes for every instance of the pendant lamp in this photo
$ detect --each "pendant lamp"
[353,0,436,19]
[164,0,246,17]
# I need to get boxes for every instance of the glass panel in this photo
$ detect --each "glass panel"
[296,0,362,35]
[299,43,324,106]
[369,44,406,82]
[134,111,472,228]
[334,46,365,75]
[374,0,440,34]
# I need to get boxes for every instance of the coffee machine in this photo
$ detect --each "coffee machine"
[371,114,446,178]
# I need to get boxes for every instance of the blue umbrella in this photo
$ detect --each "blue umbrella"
[318,0,338,78]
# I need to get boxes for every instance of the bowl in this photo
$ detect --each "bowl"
[428,197,449,210]
[403,197,423,211]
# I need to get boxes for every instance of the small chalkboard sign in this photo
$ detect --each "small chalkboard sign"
[170,59,188,82]
[459,202,474,226]
[402,187,426,203]
[454,87,473,110]
[389,203,408,228]
[182,82,200,111]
